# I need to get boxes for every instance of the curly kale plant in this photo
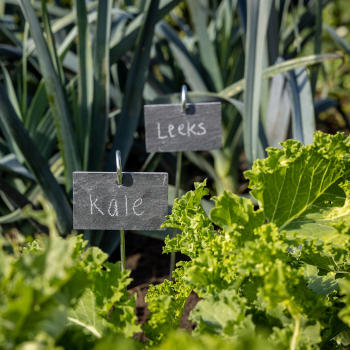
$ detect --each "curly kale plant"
[145,132,350,349]
[0,234,276,350]
[0,234,140,349]
[4,131,350,350]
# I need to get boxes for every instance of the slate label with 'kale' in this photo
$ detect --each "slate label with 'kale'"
[73,172,168,230]
[144,102,222,152]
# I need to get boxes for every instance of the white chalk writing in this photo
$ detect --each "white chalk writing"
[90,194,104,215]
[168,124,175,137]
[89,194,144,217]
[156,122,207,139]
[157,122,167,139]
[197,122,206,135]
[187,121,197,136]
[178,123,186,136]
[125,195,128,216]
[108,199,118,216]
[133,198,144,216]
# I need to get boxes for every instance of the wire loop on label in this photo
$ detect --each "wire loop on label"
[116,150,122,185]
[181,85,187,114]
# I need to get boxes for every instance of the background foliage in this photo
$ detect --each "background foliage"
[0,0,349,259]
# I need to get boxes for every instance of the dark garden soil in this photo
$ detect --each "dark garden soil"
[110,232,201,334]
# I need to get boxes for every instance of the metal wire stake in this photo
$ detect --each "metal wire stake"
[169,151,182,281]
[116,150,125,272]
[170,85,186,281]
[120,229,126,272]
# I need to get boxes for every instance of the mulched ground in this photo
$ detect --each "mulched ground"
[110,232,200,334]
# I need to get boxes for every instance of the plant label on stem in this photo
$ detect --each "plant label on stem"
[144,102,222,152]
[73,172,168,230]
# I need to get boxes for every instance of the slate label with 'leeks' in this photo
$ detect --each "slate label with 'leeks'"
[144,102,222,152]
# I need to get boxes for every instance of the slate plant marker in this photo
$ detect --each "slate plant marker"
[144,97,222,153]
[144,85,222,280]
[73,151,168,271]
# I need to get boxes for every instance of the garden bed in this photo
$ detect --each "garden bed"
[111,232,199,332]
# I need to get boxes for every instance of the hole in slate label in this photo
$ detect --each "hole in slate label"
[185,104,196,115]
[119,173,133,187]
